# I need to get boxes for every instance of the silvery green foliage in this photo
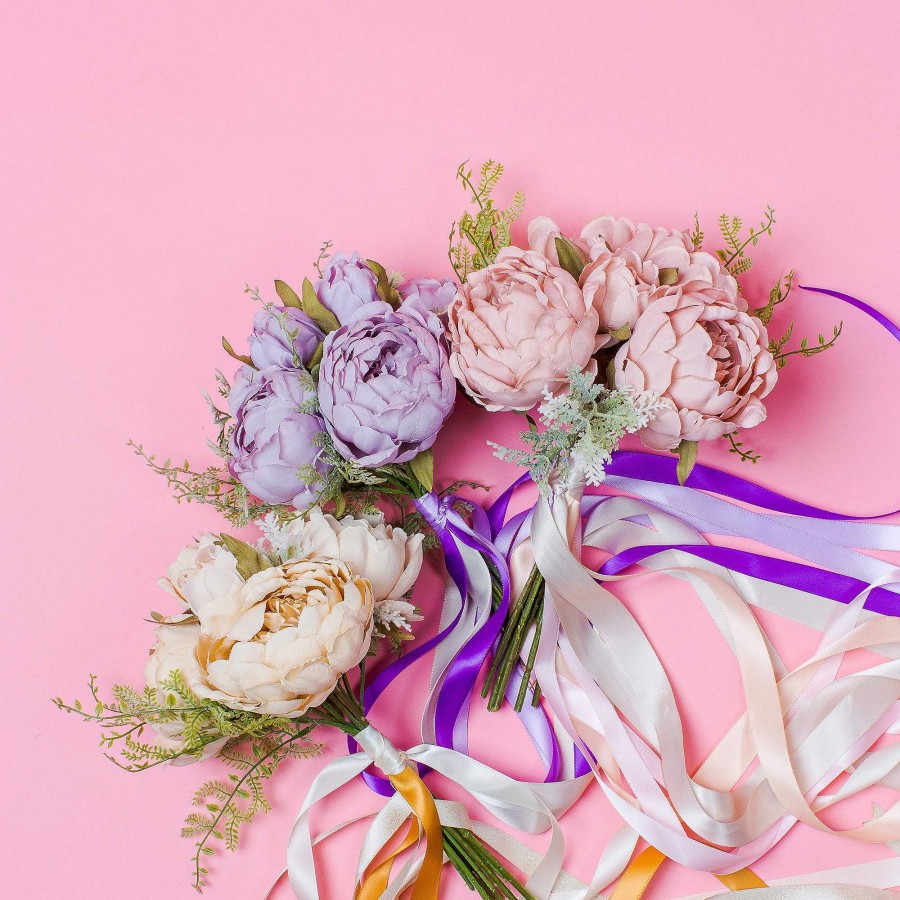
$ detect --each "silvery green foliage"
[491,369,663,489]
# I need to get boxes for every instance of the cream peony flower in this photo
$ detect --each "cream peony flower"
[190,557,374,717]
[180,547,247,638]
[157,533,222,603]
[144,623,225,763]
[281,508,424,602]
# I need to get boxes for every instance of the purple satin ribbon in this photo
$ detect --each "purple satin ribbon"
[414,492,512,751]
[799,284,900,343]
[600,542,900,616]
[353,491,563,794]
[605,451,900,520]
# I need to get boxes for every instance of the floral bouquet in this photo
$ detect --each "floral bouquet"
[58,161,900,899]
[56,232,544,896]
[444,167,838,709]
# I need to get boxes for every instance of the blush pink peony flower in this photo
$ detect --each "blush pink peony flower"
[579,215,692,286]
[579,249,645,335]
[527,215,696,341]
[613,288,778,450]
[447,247,600,411]
[526,216,590,266]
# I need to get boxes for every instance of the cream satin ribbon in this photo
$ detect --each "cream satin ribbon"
[519,482,900,874]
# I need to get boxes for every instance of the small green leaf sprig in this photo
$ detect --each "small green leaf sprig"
[54,670,322,892]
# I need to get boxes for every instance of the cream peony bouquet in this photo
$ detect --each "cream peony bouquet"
[56,508,430,889]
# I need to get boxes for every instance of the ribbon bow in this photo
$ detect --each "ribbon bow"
[287,724,591,899]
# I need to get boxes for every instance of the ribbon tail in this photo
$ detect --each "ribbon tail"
[387,767,444,900]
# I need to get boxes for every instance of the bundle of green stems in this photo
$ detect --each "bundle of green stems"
[443,827,537,899]
[321,675,534,898]
[483,564,545,712]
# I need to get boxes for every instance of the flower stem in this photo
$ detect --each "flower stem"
[514,612,542,711]
[442,827,536,899]
[483,565,544,711]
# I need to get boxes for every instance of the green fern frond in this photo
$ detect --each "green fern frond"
[448,160,525,281]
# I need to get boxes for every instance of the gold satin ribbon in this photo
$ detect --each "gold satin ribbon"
[610,847,768,900]
[356,766,444,900]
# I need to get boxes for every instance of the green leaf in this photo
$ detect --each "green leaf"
[301,278,340,334]
[308,342,323,369]
[554,237,588,281]
[274,279,303,310]
[409,448,434,493]
[222,337,253,367]
[609,324,631,342]
[217,534,268,580]
[676,440,698,486]
[333,492,346,518]
[366,259,401,308]
[658,267,678,286]
[605,358,617,389]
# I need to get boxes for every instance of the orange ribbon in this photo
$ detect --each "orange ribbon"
[356,766,444,900]
[611,847,767,900]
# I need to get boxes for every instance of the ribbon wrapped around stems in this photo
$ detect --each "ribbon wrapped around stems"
[288,724,591,899]
[491,472,900,874]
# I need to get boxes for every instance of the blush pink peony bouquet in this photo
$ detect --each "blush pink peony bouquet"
[444,165,840,715]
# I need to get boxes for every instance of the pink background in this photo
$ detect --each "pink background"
[4,2,900,897]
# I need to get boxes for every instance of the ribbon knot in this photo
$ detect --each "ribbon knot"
[547,465,588,502]
[354,725,409,776]
[414,491,449,532]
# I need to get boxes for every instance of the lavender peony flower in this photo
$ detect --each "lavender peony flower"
[318,300,456,467]
[398,277,458,315]
[228,366,331,509]
[315,252,379,325]
[248,306,324,369]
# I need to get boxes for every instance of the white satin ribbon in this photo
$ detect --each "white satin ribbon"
[522,484,900,874]
[285,725,592,899]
